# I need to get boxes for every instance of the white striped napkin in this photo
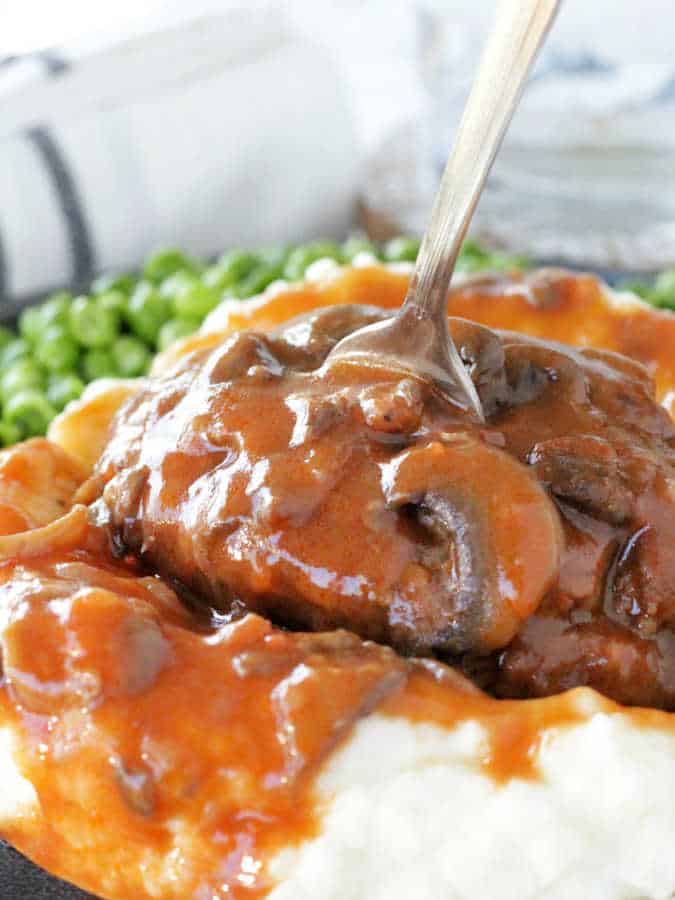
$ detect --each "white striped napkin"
[0,6,361,317]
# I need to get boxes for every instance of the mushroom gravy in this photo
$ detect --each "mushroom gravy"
[0,266,673,899]
[0,545,656,900]
[91,296,675,708]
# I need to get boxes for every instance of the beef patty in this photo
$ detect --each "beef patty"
[86,304,675,709]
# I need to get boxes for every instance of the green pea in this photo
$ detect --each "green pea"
[458,239,488,262]
[0,339,31,369]
[0,421,22,447]
[47,373,85,411]
[19,295,72,346]
[652,269,675,308]
[18,306,43,344]
[456,244,491,272]
[91,273,135,296]
[126,282,172,346]
[382,236,420,263]
[97,290,128,317]
[159,270,198,301]
[172,280,220,320]
[0,360,44,402]
[201,264,233,294]
[216,250,260,285]
[81,349,119,382]
[40,292,72,328]
[455,256,485,273]
[143,248,199,283]
[69,296,120,348]
[35,325,80,373]
[111,336,152,378]
[229,261,285,299]
[283,241,343,281]
[480,251,529,273]
[203,254,259,296]
[157,318,201,352]
[620,281,651,300]
[4,389,56,438]
[258,245,291,267]
[341,233,379,262]
[0,327,15,350]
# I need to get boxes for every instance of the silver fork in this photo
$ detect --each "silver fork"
[323,0,561,420]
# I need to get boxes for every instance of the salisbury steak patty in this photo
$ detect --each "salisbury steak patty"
[87,305,675,708]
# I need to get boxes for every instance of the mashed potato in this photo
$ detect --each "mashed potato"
[1,695,673,899]
[271,697,675,900]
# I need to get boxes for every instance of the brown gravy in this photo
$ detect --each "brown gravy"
[0,546,649,899]
[94,285,675,708]
[0,266,673,899]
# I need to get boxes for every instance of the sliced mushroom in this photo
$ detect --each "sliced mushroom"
[204,332,285,385]
[112,757,156,816]
[578,345,654,388]
[609,483,675,636]
[108,613,172,696]
[528,435,635,525]
[270,304,388,370]
[503,341,589,409]
[585,354,674,437]
[495,612,675,710]
[381,438,563,654]
[447,318,508,414]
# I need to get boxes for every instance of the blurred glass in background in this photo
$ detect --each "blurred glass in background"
[362,0,675,272]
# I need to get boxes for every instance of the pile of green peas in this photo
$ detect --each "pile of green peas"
[0,235,541,447]
[621,269,675,312]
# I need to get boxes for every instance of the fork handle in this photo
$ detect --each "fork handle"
[404,0,560,320]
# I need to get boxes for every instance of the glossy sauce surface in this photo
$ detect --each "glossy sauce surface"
[94,285,675,708]
[0,545,405,898]
[0,540,613,900]
[93,308,564,660]
[0,267,674,900]
[161,267,675,405]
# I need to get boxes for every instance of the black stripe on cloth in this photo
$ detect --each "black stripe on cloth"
[26,127,96,291]
[0,48,69,76]
[39,48,70,76]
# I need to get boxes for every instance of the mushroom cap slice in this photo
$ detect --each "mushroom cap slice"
[381,438,564,654]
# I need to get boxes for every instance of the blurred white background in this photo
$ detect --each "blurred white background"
[4,0,675,152]
[2,0,675,300]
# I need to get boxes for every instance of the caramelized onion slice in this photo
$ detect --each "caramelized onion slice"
[0,505,90,562]
[0,438,89,534]
[382,438,563,654]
